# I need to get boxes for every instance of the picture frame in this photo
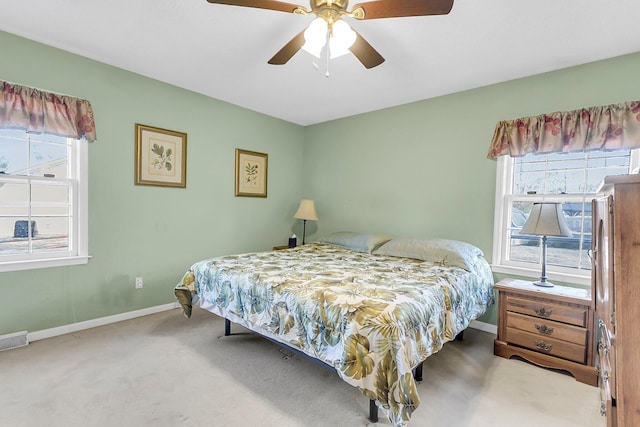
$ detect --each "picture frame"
[135,123,187,188]
[235,148,268,197]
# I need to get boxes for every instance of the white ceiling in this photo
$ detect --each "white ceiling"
[1,0,639,126]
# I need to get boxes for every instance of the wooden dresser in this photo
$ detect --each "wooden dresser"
[494,278,597,386]
[592,174,640,426]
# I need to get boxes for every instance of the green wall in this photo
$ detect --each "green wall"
[1,28,639,333]
[303,51,640,323]
[0,31,305,335]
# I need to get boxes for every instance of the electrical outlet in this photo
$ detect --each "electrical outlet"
[135,277,143,289]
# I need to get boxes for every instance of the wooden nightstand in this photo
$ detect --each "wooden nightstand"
[494,278,597,386]
[273,245,291,250]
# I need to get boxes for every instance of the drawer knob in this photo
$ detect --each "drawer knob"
[534,323,554,335]
[534,340,553,352]
[534,307,553,317]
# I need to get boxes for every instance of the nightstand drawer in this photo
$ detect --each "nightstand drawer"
[506,312,587,346]
[506,295,588,327]
[505,327,586,363]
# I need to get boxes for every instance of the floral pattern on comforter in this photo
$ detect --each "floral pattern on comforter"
[175,243,494,426]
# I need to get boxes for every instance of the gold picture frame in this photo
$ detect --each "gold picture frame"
[235,148,268,197]
[135,123,187,188]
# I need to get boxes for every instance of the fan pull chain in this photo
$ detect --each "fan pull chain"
[325,31,331,78]
[325,51,330,78]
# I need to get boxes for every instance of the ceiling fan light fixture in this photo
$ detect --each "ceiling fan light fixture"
[329,19,356,58]
[301,17,328,58]
[208,0,454,69]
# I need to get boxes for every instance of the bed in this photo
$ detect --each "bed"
[174,233,494,426]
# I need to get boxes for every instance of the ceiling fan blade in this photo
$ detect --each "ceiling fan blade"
[207,0,305,14]
[349,31,385,69]
[350,0,454,19]
[268,30,306,65]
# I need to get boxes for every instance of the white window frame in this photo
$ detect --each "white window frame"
[491,150,639,287]
[0,134,89,272]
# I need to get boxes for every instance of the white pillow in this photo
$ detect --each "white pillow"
[319,231,392,254]
[373,237,484,270]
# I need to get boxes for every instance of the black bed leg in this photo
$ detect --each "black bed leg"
[369,400,378,423]
[413,362,423,382]
[455,330,464,341]
[225,318,231,336]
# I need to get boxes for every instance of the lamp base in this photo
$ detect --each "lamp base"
[533,280,554,288]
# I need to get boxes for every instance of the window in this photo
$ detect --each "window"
[492,149,639,286]
[0,129,88,271]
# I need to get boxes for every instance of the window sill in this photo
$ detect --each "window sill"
[490,264,591,288]
[0,255,91,273]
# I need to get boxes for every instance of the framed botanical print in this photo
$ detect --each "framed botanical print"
[235,148,268,197]
[135,123,187,188]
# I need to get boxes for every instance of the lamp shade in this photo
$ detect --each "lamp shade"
[329,19,356,59]
[302,17,328,58]
[294,199,318,221]
[301,18,357,60]
[520,203,572,237]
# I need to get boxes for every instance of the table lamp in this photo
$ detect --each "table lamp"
[519,202,572,287]
[294,199,318,244]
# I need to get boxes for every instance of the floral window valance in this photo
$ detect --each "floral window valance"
[0,80,96,141]
[487,100,640,158]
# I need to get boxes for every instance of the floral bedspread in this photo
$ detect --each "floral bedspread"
[174,243,494,426]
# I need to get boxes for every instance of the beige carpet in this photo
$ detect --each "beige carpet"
[0,308,604,427]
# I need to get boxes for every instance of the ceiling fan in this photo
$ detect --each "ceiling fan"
[206,0,454,69]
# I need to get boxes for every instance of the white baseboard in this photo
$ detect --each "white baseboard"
[469,319,497,335]
[27,302,180,342]
[25,302,495,343]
